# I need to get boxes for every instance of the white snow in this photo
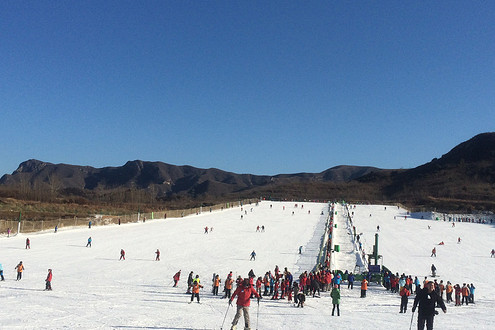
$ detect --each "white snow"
[0,201,494,329]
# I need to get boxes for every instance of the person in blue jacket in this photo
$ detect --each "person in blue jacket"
[469,283,475,303]
[335,273,342,289]
[0,263,4,281]
[348,272,355,289]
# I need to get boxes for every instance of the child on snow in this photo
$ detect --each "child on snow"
[330,284,340,316]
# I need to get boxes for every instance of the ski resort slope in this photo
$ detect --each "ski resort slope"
[0,201,493,329]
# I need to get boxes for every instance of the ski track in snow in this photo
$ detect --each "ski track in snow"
[0,201,494,329]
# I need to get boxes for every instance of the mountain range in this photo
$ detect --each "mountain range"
[1,132,494,211]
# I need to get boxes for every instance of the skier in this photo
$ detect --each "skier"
[86,237,92,248]
[292,281,299,305]
[330,284,341,316]
[261,225,265,232]
[187,271,194,293]
[414,276,421,294]
[189,280,203,303]
[173,270,181,287]
[88,221,92,229]
[461,284,469,305]
[15,261,25,281]
[296,291,306,307]
[155,249,160,261]
[412,281,446,330]
[399,284,410,313]
[469,283,475,303]
[360,278,368,298]
[229,278,261,330]
[445,281,453,303]
[348,272,355,289]
[299,246,302,254]
[491,249,495,258]
[54,225,57,233]
[0,263,4,280]
[431,247,436,257]
[454,284,461,306]
[431,264,437,277]
[223,275,234,299]
[120,249,125,260]
[250,250,256,261]
[204,226,208,234]
[26,238,30,249]
[213,274,221,295]
[457,237,461,244]
[45,269,52,291]
[7,228,10,237]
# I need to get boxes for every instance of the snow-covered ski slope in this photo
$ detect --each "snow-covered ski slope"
[0,201,494,329]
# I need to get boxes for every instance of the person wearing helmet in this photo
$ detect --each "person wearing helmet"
[229,278,261,330]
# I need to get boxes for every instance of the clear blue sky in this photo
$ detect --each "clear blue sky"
[1,1,494,176]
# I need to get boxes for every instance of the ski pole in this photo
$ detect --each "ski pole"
[220,302,230,330]
[409,310,415,330]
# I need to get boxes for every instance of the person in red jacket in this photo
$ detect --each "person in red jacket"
[229,278,261,330]
[399,285,410,313]
[45,269,53,290]
[173,270,181,287]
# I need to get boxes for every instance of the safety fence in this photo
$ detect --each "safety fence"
[0,199,260,236]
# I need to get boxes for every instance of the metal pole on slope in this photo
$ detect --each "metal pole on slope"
[220,302,230,330]
[409,310,415,330]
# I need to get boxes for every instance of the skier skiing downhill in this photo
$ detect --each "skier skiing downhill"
[155,249,160,261]
[431,247,436,257]
[120,249,125,260]
[250,250,256,261]
[229,278,261,330]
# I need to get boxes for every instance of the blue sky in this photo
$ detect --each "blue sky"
[1,1,493,176]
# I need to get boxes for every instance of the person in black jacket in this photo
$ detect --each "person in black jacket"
[412,281,447,330]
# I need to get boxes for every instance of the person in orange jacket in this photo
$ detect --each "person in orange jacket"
[445,281,453,303]
[223,275,234,299]
[189,280,203,303]
[399,285,411,313]
[15,261,25,281]
[461,283,469,305]
[360,278,368,298]
[213,274,221,296]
